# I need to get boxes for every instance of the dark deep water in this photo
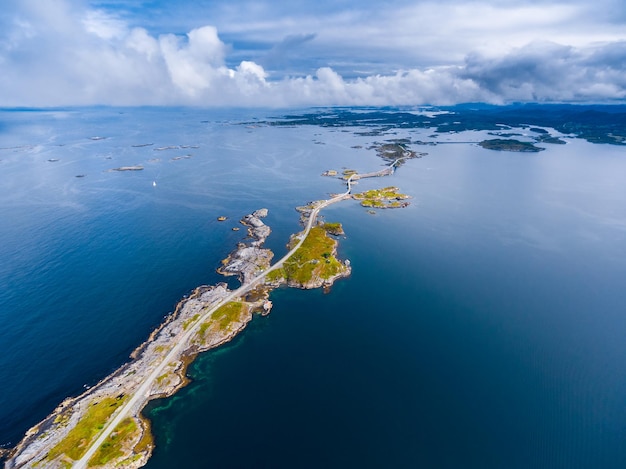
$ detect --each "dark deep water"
[1,107,626,467]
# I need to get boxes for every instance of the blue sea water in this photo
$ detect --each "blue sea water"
[1,108,626,468]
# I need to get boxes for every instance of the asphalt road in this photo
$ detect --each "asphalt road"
[73,177,355,468]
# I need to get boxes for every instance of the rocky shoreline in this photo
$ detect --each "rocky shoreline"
[217,209,274,284]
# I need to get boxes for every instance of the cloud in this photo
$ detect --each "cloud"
[462,41,626,102]
[260,33,316,72]
[0,0,624,106]
[159,26,227,96]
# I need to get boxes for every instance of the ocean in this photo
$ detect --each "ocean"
[1,107,626,468]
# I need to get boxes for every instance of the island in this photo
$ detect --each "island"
[478,139,545,152]
[5,151,416,468]
[109,166,144,172]
[353,186,410,209]
[264,222,350,290]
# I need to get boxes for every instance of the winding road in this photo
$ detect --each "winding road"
[73,176,356,468]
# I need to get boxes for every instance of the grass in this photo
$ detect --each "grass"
[197,301,247,339]
[214,302,246,330]
[87,418,137,467]
[323,222,344,236]
[46,396,126,462]
[265,268,284,283]
[271,225,345,285]
[53,413,70,426]
[182,313,200,331]
[353,186,409,209]
[134,417,153,453]
[353,186,406,200]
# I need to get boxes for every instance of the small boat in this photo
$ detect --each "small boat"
[152,181,157,187]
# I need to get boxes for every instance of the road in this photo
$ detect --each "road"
[73,176,355,468]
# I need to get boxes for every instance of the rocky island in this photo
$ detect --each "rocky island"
[353,186,411,209]
[217,209,274,285]
[109,166,145,172]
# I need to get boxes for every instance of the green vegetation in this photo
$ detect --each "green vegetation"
[353,186,410,209]
[47,396,126,462]
[182,313,200,331]
[361,199,385,208]
[214,302,246,329]
[87,418,137,467]
[198,320,210,336]
[53,413,70,426]
[270,225,346,285]
[197,301,247,339]
[265,268,284,283]
[134,417,153,453]
[478,139,545,152]
[323,222,344,236]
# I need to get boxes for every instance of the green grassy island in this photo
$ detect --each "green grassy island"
[323,222,345,236]
[266,223,350,288]
[352,186,410,209]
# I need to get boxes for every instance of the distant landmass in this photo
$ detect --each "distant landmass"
[478,139,544,152]
[263,104,626,146]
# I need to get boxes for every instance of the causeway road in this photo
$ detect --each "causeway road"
[73,176,355,468]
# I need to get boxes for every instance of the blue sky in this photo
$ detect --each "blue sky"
[1,0,625,106]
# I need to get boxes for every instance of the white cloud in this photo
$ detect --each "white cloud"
[232,61,269,96]
[462,41,626,102]
[82,9,127,40]
[0,0,624,106]
[159,27,224,96]
[126,27,160,60]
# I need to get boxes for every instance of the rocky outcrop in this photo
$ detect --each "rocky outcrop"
[217,209,273,284]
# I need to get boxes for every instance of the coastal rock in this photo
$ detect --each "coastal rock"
[109,165,144,171]
[218,210,273,284]
[242,211,266,228]
[252,208,268,218]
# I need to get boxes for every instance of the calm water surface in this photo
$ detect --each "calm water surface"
[1,108,625,468]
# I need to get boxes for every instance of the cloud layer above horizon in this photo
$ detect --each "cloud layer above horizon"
[1,0,625,107]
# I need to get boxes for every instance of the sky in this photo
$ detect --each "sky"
[0,0,625,107]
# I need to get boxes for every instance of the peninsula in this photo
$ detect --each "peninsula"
[4,157,409,469]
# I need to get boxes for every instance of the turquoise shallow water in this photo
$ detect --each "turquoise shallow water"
[2,108,626,467]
